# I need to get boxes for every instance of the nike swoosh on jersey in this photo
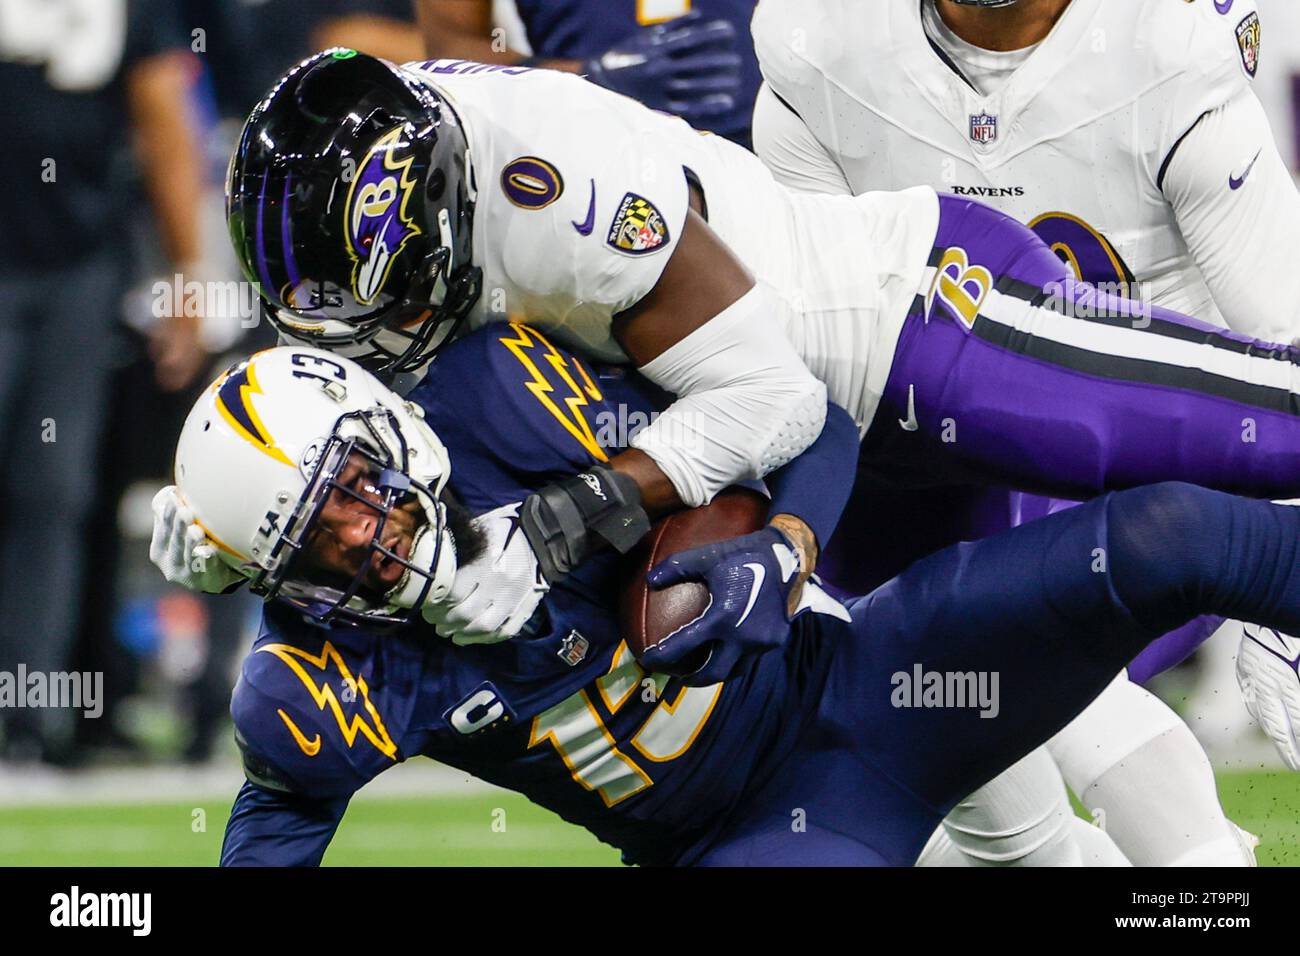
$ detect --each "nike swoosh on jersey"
[899,384,919,432]
[735,562,766,628]
[1230,150,1262,190]
[277,708,322,757]
[572,180,597,235]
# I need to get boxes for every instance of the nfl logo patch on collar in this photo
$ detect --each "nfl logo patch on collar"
[558,630,590,667]
[969,112,998,145]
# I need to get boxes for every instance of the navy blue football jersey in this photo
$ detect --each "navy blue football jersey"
[222,324,835,866]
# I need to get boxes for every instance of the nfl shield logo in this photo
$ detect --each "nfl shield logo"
[558,630,590,667]
[970,112,998,145]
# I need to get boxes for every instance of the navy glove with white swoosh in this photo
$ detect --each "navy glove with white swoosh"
[641,526,803,687]
[582,10,743,125]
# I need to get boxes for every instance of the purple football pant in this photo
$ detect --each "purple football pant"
[871,195,1300,502]
[828,194,1300,681]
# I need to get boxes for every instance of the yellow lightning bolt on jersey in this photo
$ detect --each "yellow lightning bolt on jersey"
[498,323,608,462]
[258,641,398,760]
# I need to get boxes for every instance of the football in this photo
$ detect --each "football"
[619,487,769,673]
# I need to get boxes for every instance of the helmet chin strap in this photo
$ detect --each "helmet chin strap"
[384,506,456,610]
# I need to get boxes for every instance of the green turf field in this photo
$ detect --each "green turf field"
[0,770,1293,866]
[0,789,621,866]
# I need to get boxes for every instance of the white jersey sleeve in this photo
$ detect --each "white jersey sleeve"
[751,81,853,196]
[402,62,691,347]
[492,119,690,320]
[1146,0,1260,190]
[1162,89,1300,343]
[629,282,827,507]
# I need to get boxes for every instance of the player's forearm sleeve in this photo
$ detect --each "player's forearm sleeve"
[219,781,349,867]
[764,402,860,548]
[752,82,854,196]
[1163,90,1300,342]
[630,283,827,507]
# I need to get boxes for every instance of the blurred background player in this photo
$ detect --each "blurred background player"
[416,0,755,146]
[752,0,1299,866]
[0,0,212,762]
[1,0,431,769]
[189,0,424,122]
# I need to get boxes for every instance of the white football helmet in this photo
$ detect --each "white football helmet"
[173,346,456,626]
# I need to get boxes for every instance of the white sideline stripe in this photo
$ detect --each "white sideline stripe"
[982,289,1300,393]
[0,757,500,807]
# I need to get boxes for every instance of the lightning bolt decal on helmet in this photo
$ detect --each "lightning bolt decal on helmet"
[227,50,483,378]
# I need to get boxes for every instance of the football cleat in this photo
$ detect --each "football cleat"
[1236,625,1300,771]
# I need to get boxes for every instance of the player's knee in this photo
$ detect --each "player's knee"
[1107,482,1213,562]
[1048,674,1183,793]
[1105,482,1223,614]
[941,794,1079,866]
[935,752,1080,866]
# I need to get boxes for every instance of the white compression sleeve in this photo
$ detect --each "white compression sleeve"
[752,81,854,196]
[1049,673,1254,867]
[629,283,827,507]
[1163,89,1300,343]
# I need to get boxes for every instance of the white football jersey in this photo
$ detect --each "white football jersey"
[398,59,940,427]
[753,0,1271,329]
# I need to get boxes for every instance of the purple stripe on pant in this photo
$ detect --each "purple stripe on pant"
[886,195,1300,502]
[832,195,1300,680]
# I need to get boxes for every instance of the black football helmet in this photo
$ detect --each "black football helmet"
[227,49,482,376]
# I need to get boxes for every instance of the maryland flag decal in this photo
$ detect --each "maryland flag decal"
[606,192,669,255]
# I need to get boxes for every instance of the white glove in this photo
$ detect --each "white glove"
[149,485,244,594]
[1237,624,1300,771]
[423,502,549,645]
